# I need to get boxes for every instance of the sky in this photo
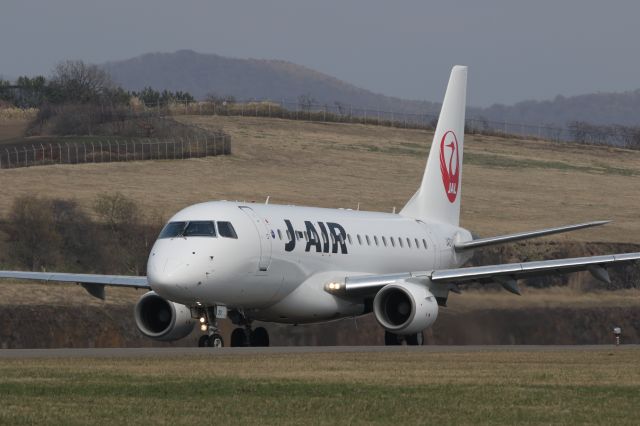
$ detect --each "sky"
[1,0,639,107]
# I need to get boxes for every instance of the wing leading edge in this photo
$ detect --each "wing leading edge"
[0,271,149,300]
[325,252,640,297]
[454,220,610,251]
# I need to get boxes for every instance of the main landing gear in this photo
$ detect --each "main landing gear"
[384,331,424,346]
[229,310,270,347]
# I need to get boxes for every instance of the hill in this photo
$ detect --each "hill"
[102,50,640,128]
[479,90,640,127]
[102,50,438,114]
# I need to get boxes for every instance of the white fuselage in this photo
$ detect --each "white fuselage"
[147,201,473,324]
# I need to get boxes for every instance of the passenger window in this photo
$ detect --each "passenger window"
[398,238,403,248]
[330,234,335,245]
[304,231,308,241]
[382,236,387,247]
[390,237,395,247]
[415,238,419,248]
[158,221,187,239]
[365,235,371,245]
[357,234,362,245]
[286,230,291,240]
[423,239,428,249]
[374,236,379,246]
[347,234,352,245]
[406,238,411,248]
[183,221,216,237]
[277,229,283,240]
[217,221,238,239]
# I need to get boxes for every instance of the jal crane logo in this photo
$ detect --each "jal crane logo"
[439,130,460,203]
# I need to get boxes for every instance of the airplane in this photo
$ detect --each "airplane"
[1,65,639,347]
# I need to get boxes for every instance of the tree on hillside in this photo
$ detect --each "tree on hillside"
[48,60,119,104]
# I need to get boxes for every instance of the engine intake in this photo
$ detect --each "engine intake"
[373,281,438,335]
[134,291,195,341]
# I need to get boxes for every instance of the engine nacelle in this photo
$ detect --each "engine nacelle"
[134,291,195,341]
[373,281,438,335]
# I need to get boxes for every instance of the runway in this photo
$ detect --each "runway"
[0,345,635,358]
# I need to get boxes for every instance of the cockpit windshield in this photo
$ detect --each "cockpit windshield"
[158,221,217,238]
[158,221,187,239]
[184,221,217,237]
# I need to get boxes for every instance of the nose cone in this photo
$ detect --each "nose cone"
[147,239,215,304]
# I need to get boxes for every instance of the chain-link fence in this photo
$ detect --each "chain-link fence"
[0,134,231,169]
[135,97,579,142]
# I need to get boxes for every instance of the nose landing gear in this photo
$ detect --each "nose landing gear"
[195,306,224,347]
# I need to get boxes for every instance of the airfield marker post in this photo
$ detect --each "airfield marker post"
[613,327,621,346]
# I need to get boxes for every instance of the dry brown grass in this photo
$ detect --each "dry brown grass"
[0,117,29,142]
[1,115,639,242]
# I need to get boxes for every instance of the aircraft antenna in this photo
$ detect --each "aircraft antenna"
[357,202,360,211]
[265,196,270,205]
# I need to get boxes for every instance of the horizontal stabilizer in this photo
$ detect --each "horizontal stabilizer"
[454,220,610,251]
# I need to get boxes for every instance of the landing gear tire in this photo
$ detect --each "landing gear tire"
[405,332,424,346]
[384,331,402,346]
[209,333,224,348]
[231,328,248,347]
[250,327,270,347]
[198,335,211,347]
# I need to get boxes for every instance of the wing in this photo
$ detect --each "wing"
[454,220,610,251]
[0,271,149,300]
[324,252,640,297]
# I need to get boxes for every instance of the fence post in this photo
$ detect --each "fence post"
[189,137,192,158]
[33,145,37,164]
[58,144,62,163]
[23,147,27,167]
[5,148,10,168]
[41,144,45,163]
[205,136,208,156]
[125,141,128,161]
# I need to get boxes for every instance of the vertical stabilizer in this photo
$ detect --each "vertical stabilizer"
[399,66,467,226]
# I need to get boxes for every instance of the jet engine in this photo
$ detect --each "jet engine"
[373,281,438,335]
[134,291,195,341]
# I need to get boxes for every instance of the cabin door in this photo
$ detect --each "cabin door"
[239,206,272,272]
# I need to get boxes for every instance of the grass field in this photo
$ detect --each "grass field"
[1,348,639,424]
[1,115,639,242]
